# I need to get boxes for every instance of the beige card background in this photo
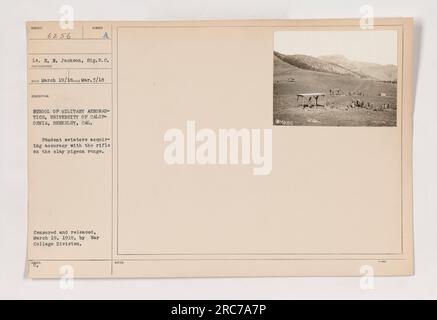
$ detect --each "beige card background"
[27,19,414,278]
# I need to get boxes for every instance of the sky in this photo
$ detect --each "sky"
[274,30,398,66]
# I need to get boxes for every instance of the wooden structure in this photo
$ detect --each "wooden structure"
[297,93,327,108]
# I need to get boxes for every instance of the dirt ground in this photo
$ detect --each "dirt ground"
[274,92,397,127]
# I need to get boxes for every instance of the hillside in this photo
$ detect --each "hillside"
[273,55,396,97]
[318,54,397,82]
[274,52,397,82]
[274,51,370,79]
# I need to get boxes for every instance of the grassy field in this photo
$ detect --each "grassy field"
[273,56,397,127]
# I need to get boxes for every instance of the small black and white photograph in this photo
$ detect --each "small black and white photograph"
[273,30,398,127]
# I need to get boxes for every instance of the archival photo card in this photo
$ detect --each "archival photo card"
[26,19,413,278]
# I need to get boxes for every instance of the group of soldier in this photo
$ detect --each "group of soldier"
[347,98,390,111]
[348,90,364,96]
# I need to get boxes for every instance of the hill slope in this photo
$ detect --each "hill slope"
[274,52,397,81]
[274,52,370,79]
[273,55,397,103]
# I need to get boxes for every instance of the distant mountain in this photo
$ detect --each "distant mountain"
[319,54,397,82]
[274,52,370,79]
[273,52,397,82]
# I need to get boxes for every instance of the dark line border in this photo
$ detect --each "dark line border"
[30,258,406,262]
[111,25,114,275]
